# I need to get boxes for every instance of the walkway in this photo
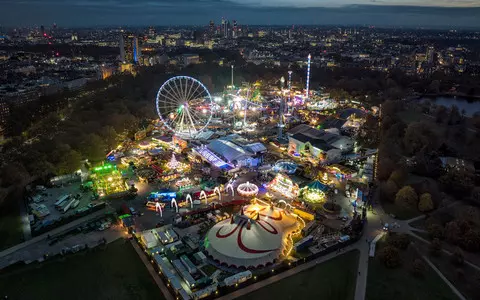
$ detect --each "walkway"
[354,245,369,300]
[408,230,480,273]
[131,240,174,300]
[422,254,466,300]
[221,249,357,300]
[0,208,108,259]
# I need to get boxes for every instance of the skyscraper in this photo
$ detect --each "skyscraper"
[221,17,226,37]
[232,20,238,38]
[427,46,435,64]
[209,20,215,34]
[120,33,141,64]
[148,27,156,38]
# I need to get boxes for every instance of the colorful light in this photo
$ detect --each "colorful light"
[237,182,259,197]
[305,54,311,99]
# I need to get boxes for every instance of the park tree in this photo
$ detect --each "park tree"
[99,126,118,150]
[403,122,438,155]
[428,224,444,240]
[377,157,396,181]
[470,187,480,206]
[56,149,82,175]
[389,168,407,187]
[78,133,107,163]
[378,246,402,268]
[410,259,426,277]
[460,230,480,252]
[430,238,442,256]
[418,193,434,212]
[380,180,399,203]
[395,186,418,209]
[455,205,480,226]
[473,115,480,130]
[451,247,465,266]
[455,268,465,280]
[387,233,410,250]
[0,162,30,187]
[439,168,474,197]
[434,105,448,123]
[448,105,462,125]
[428,80,441,94]
[445,221,461,245]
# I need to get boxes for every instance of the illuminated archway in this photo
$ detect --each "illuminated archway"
[200,190,208,204]
[186,194,193,209]
[171,198,178,213]
[214,186,222,201]
[155,202,163,217]
[226,183,235,197]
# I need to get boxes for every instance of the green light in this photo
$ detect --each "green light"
[177,105,184,113]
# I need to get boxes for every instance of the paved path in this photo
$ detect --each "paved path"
[220,249,357,300]
[131,240,174,300]
[422,255,466,300]
[354,244,369,300]
[0,208,108,260]
[408,230,480,273]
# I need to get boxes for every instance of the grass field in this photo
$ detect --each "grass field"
[0,214,24,251]
[237,250,359,300]
[367,241,459,300]
[0,239,164,300]
[381,201,421,220]
[414,237,480,300]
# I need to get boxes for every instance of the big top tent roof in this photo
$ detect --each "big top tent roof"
[204,203,299,269]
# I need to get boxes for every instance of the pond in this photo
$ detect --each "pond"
[420,96,480,117]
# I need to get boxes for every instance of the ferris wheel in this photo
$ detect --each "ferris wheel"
[156,76,213,138]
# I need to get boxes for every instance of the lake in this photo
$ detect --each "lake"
[420,96,480,117]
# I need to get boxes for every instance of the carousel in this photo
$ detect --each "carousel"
[237,182,259,197]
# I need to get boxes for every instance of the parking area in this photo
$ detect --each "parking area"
[29,183,94,229]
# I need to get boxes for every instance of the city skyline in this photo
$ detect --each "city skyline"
[1,1,480,28]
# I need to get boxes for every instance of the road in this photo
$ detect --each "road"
[0,208,112,269]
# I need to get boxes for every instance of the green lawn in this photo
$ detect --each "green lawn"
[0,214,24,251]
[413,239,480,300]
[0,187,25,251]
[0,239,164,300]
[367,241,459,300]
[382,201,421,220]
[238,250,359,300]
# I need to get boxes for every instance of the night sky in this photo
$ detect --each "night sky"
[2,0,480,27]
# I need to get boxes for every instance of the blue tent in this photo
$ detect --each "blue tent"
[306,180,329,192]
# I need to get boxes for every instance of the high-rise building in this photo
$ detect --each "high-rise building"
[40,25,45,36]
[193,30,204,43]
[120,33,141,64]
[221,17,229,38]
[232,20,238,38]
[221,17,226,36]
[148,27,156,38]
[427,46,435,64]
[209,20,215,34]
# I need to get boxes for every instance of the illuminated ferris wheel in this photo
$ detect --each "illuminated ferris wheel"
[156,76,213,138]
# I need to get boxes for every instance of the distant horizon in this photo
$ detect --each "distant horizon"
[1,3,480,29]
